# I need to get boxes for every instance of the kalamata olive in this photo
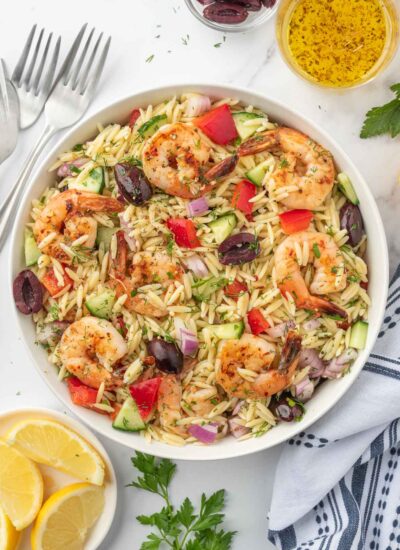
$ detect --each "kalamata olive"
[261,0,276,7]
[228,0,262,11]
[13,270,43,315]
[339,202,365,246]
[203,3,248,24]
[196,0,214,4]
[114,163,153,206]
[147,338,184,374]
[270,397,303,422]
[218,232,260,265]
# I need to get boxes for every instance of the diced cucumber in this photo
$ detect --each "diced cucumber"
[85,289,116,319]
[349,320,368,350]
[138,114,168,139]
[337,173,359,205]
[208,213,237,244]
[207,320,245,340]
[232,112,263,141]
[192,276,227,301]
[24,229,41,266]
[245,159,272,187]
[112,397,145,432]
[69,167,105,194]
[96,226,118,249]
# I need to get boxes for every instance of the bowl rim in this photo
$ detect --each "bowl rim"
[9,82,389,460]
[0,406,117,549]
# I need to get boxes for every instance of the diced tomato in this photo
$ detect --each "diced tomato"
[225,279,248,300]
[360,281,368,290]
[279,209,313,234]
[167,218,201,248]
[67,377,97,408]
[231,180,256,218]
[247,308,270,335]
[195,104,238,145]
[116,316,127,337]
[41,266,73,297]
[129,377,162,420]
[128,108,140,127]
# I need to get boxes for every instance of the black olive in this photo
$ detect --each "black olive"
[270,397,303,422]
[13,270,43,315]
[223,0,262,10]
[261,0,276,7]
[218,232,260,265]
[340,203,365,246]
[147,338,184,374]
[203,3,248,24]
[114,163,153,205]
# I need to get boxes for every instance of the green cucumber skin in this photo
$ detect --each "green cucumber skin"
[138,114,168,139]
[112,397,145,432]
[24,230,41,266]
[349,320,368,350]
[208,321,245,340]
[337,173,359,206]
[232,112,263,141]
[69,167,105,194]
[85,289,116,319]
[208,213,237,244]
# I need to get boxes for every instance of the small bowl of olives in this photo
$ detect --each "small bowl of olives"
[184,0,278,32]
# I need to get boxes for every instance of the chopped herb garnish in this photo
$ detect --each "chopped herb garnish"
[72,143,84,152]
[312,243,321,258]
[214,42,222,48]
[145,54,155,63]
[130,289,138,297]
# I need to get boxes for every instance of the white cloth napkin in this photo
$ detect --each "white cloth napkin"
[268,266,400,550]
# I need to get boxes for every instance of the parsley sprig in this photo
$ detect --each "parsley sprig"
[128,452,236,550]
[360,83,400,139]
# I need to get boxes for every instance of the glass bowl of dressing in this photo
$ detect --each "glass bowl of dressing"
[276,0,399,89]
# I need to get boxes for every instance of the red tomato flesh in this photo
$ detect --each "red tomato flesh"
[247,308,270,335]
[67,377,102,411]
[129,377,162,420]
[128,108,140,127]
[42,266,73,297]
[279,209,313,234]
[231,180,256,217]
[195,104,238,145]
[167,218,201,248]
[225,279,248,300]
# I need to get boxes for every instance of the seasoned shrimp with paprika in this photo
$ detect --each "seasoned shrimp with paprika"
[216,332,302,399]
[275,231,347,318]
[238,127,335,209]
[59,316,127,389]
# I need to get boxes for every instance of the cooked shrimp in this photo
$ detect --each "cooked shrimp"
[216,332,302,399]
[33,189,124,262]
[157,375,187,436]
[182,384,219,417]
[142,122,212,199]
[238,127,335,209]
[109,233,182,317]
[275,231,347,318]
[59,316,127,389]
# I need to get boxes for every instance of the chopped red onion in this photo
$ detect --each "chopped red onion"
[185,95,211,117]
[180,328,199,356]
[232,400,244,416]
[185,255,209,277]
[323,349,358,379]
[187,197,209,217]
[303,318,321,331]
[298,348,325,378]
[36,321,70,345]
[294,377,314,402]
[266,320,296,339]
[118,213,136,251]
[228,418,250,439]
[188,423,218,444]
[56,158,88,179]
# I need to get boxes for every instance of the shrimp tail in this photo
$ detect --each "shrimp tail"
[302,297,347,319]
[237,131,277,157]
[203,154,238,181]
[278,331,302,373]
[79,194,124,214]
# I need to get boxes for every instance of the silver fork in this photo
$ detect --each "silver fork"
[12,24,61,129]
[0,59,19,163]
[0,24,111,250]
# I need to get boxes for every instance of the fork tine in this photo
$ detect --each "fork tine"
[12,24,37,85]
[37,35,60,98]
[23,27,44,90]
[80,36,111,96]
[78,32,103,93]
[61,23,88,86]
[32,32,52,94]
[0,59,9,114]
[70,27,95,90]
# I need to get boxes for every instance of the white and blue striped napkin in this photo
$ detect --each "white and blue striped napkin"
[268,265,400,550]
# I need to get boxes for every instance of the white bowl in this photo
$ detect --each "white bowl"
[0,407,117,550]
[10,83,389,461]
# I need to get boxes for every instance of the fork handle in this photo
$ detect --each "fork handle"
[0,124,57,252]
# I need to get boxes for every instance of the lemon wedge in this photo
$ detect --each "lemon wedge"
[31,483,105,550]
[7,419,105,486]
[0,507,20,550]
[0,439,43,530]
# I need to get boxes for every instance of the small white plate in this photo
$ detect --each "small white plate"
[0,407,117,550]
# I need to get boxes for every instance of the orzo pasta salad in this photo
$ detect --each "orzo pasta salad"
[13,93,369,446]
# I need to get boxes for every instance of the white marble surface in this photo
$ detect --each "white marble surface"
[1,1,399,548]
